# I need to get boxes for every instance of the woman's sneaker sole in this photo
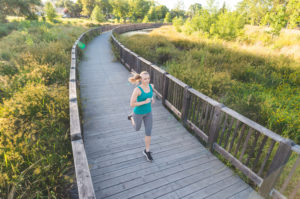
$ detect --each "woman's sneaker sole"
[143,150,153,162]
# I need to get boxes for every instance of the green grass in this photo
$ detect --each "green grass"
[0,19,90,198]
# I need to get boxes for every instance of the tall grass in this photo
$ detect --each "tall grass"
[0,20,88,198]
[117,25,300,145]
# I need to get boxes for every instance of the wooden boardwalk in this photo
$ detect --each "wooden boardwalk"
[78,31,263,199]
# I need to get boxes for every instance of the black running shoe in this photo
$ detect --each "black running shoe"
[143,149,153,161]
[128,114,133,120]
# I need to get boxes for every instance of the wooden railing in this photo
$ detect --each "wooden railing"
[111,24,300,199]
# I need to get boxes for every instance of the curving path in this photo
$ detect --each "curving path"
[78,30,263,199]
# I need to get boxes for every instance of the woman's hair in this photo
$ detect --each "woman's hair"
[128,71,149,85]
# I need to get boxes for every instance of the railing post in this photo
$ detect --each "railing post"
[259,139,293,198]
[136,56,140,73]
[181,85,192,127]
[207,104,224,151]
[162,72,169,106]
[120,46,124,64]
[149,66,154,84]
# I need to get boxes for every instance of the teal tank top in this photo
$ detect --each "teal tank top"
[133,84,153,114]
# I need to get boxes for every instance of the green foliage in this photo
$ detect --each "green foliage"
[0,0,41,22]
[128,0,152,21]
[64,0,83,17]
[142,15,149,23]
[172,16,184,32]
[109,0,129,22]
[81,0,96,17]
[164,12,171,23]
[146,6,157,21]
[187,3,202,17]
[286,0,300,29]
[269,5,288,36]
[213,11,245,40]
[44,2,57,22]
[0,20,87,198]
[180,8,245,40]
[91,5,105,22]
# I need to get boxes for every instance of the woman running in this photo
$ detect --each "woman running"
[128,71,155,162]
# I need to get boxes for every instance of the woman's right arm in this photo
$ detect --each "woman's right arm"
[130,88,146,107]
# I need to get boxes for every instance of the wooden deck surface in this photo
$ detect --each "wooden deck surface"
[78,30,264,199]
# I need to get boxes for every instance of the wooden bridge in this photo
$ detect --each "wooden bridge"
[69,24,300,199]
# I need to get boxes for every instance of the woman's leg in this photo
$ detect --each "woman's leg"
[143,111,153,152]
[132,113,143,131]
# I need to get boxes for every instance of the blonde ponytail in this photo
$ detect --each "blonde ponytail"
[128,71,149,85]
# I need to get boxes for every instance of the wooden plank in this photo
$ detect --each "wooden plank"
[271,189,287,199]
[205,180,249,199]
[259,139,293,197]
[239,128,253,162]
[158,168,232,199]
[228,187,262,199]
[228,120,241,153]
[187,120,208,143]
[90,141,202,171]
[280,155,300,193]
[99,162,227,199]
[246,131,260,166]
[92,147,210,185]
[189,88,220,107]
[95,154,217,191]
[218,114,228,145]
[119,162,224,199]
[214,143,263,186]
[221,107,285,142]
[167,74,188,91]
[91,143,203,177]
[258,140,276,176]
[165,99,182,118]
[223,117,235,149]
[182,176,241,199]
[234,124,246,157]
[252,135,268,170]
[71,139,96,199]
[86,129,198,161]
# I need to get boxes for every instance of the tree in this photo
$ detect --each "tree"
[91,5,105,22]
[269,4,288,36]
[142,15,149,23]
[44,1,57,22]
[81,0,95,17]
[155,5,169,20]
[128,0,151,21]
[171,0,185,18]
[109,0,129,22]
[0,0,41,22]
[206,0,218,14]
[63,0,82,17]
[146,6,157,21]
[187,3,202,17]
[173,16,184,32]
[164,12,171,23]
[236,0,271,25]
[286,0,300,28]
[95,0,112,18]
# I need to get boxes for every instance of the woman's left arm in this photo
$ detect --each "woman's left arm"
[151,84,155,104]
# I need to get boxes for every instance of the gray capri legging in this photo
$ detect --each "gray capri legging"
[133,111,153,136]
